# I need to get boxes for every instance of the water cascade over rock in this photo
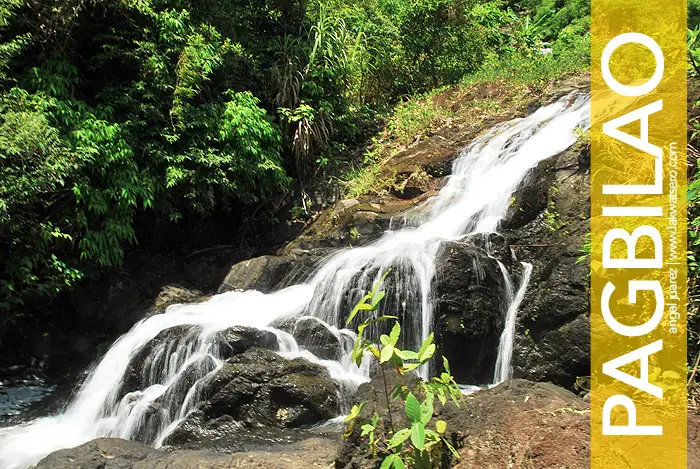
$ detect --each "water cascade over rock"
[0,93,590,469]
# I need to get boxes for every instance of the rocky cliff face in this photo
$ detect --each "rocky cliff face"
[505,139,591,388]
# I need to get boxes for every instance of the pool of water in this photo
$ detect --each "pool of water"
[0,377,57,426]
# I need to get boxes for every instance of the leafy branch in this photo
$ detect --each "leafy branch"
[345,270,464,469]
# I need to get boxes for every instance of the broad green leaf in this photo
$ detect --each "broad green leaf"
[352,339,363,366]
[346,294,372,324]
[380,454,396,469]
[345,403,365,422]
[402,362,420,372]
[410,422,425,450]
[380,344,394,363]
[404,392,422,423]
[388,428,411,448]
[389,322,401,346]
[357,322,369,336]
[371,289,385,308]
[393,456,407,469]
[435,420,447,433]
[419,344,436,363]
[418,333,434,359]
[423,432,440,450]
[436,388,447,405]
[395,349,419,360]
[443,356,451,374]
[371,269,392,297]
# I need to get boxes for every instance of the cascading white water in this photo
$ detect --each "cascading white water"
[493,262,534,384]
[0,92,590,469]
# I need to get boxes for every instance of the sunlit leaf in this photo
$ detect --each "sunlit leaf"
[388,428,411,448]
[411,422,425,450]
[404,392,421,423]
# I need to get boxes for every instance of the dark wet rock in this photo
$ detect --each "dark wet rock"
[276,317,344,361]
[218,255,297,294]
[206,348,339,427]
[140,285,208,319]
[122,325,203,394]
[214,326,280,358]
[502,167,551,231]
[504,139,591,388]
[121,324,281,398]
[161,411,245,450]
[153,285,206,309]
[217,251,325,294]
[281,197,437,253]
[433,239,512,385]
[163,348,340,447]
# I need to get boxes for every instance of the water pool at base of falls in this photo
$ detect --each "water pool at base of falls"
[0,93,590,469]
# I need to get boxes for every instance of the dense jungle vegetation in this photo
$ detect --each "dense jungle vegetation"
[0,0,591,325]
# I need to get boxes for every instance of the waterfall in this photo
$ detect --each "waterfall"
[493,262,534,384]
[0,93,590,469]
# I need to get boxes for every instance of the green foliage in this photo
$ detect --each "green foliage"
[689,26,700,78]
[0,0,593,323]
[542,199,565,232]
[345,272,463,468]
[0,0,290,317]
[464,0,589,86]
[691,0,700,30]
[528,0,589,42]
[576,233,591,265]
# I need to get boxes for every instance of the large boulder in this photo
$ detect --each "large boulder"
[214,326,280,358]
[281,197,439,253]
[218,255,301,294]
[275,317,345,361]
[206,348,340,427]
[164,348,340,447]
[433,236,514,385]
[121,325,280,396]
[34,438,162,469]
[34,436,339,469]
[217,250,332,294]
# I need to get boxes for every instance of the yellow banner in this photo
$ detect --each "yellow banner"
[591,0,687,467]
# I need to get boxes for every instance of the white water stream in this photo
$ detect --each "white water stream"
[0,93,589,469]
